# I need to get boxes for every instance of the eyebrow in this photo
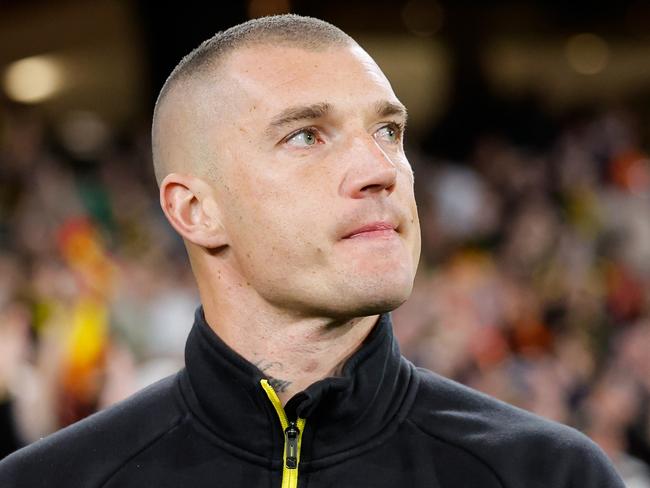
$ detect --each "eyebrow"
[375,100,408,121]
[267,103,332,135]
[265,99,408,138]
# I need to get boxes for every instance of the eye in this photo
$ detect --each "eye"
[375,123,402,144]
[286,128,319,148]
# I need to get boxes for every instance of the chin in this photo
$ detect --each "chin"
[331,276,415,318]
[352,297,408,318]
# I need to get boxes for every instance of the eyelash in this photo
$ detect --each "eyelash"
[381,122,405,142]
[282,121,405,146]
[283,126,322,145]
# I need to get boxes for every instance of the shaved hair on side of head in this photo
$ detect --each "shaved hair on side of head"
[151,14,355,185]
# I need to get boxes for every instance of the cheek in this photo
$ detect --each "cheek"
[396,180,421,269]
[411,217,422,268]
[222,153,336,262]
[225,187,314,262]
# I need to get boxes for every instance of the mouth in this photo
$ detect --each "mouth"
[343,221,399,239]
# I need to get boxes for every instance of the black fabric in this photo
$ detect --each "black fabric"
[0,308,624,487]
[0,398,23,460]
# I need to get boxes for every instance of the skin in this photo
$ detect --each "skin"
[155,42,421,403]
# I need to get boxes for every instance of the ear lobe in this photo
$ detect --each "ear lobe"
[159,173,228,249]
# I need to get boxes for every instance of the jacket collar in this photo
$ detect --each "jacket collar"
[182,307,416,466]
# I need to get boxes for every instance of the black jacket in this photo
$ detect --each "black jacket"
[0,309,624,487]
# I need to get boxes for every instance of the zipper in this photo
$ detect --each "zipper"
[260,379,306,488]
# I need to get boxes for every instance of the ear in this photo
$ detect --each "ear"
[159,173,228,249]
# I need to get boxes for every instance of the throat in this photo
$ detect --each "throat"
[253,359,294,396]
[244,316,380,405]
[252,356,340,405]
[201,296,381,405]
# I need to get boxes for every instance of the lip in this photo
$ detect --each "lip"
[343,221,398,239]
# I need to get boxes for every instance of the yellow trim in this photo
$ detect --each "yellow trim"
[261,379,306,488]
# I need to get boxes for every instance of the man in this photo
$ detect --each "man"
[0,14,624,487]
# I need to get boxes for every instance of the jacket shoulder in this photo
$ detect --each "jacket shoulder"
[0,372,186,488]
[409,367,625,487]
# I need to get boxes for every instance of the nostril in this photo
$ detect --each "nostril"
[360,182,395,193]
[360,183,384,193]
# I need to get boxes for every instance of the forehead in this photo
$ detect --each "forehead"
[214,44,399,121]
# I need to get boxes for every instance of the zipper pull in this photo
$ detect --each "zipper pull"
[285,421,300,469]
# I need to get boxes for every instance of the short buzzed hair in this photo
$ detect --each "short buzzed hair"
[151,15,354,184]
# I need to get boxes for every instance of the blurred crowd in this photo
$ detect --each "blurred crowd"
[0,100,649,485]
[0,104,198,457]
[396,107,650,485]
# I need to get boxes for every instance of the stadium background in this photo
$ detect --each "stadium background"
[0,1,649,484]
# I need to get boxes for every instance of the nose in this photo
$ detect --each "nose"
[339,134,397,198]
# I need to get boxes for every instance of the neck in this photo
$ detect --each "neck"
[215,310,378,405]
[196,264,379,405]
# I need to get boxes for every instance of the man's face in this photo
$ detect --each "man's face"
[203,43,421,318]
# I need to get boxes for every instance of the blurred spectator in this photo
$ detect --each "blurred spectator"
[0,103,199,451]
[395,107,650,485]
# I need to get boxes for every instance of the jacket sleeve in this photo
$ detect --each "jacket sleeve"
[540,428,626,488]
[412,369,626,487]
